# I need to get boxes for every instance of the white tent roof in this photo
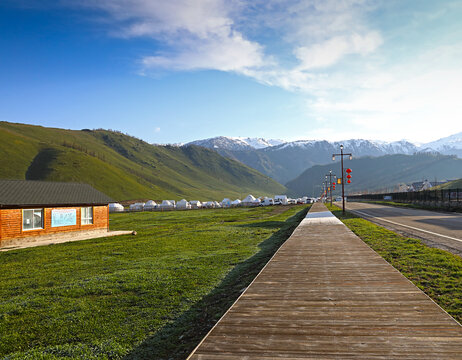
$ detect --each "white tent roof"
[232,199,241,204]
[243,194,256,202]
[177,199,189,205]
[161,200,173,205]
[109,202,123,208]
[145,200,157,206]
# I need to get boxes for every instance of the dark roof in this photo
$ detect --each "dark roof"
[0,180,114,208]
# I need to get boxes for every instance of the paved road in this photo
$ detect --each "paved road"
[343,201,462,257]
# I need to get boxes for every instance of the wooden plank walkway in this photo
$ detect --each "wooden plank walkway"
[187,203,462,359]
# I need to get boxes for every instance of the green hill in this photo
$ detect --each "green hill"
[0,121,286,200]
[435,178,462,189]
[286,153,462,197]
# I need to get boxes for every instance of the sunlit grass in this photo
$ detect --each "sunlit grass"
[0,205,309,359]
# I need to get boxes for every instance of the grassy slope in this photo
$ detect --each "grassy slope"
[0,121,285,200]
[436,178,462,189]
[0,205,309,359]
[286,153,462,197]
[328,205,462,324]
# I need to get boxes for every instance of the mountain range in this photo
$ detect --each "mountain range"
[2,121,461,201]
[0,122,285,201]
[184,133,462,184]
[285,153,462,197]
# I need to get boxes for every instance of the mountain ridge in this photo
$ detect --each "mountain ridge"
[285,153,462,197]
[184,134,462,184]
[0,121,286,201]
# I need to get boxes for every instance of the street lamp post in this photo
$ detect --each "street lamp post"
[325,170,337,206]
[332,144,352,214]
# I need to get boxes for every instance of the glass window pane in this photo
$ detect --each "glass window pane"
[33,210,43,228]
[23,210,33,230]
[81,207,93,225]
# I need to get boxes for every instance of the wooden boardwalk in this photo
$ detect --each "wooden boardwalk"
[188,203,462,359]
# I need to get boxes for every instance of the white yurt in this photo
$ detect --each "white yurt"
[252,198,262,206]
[231,199,241,207]
[109,203,125,213]
[242,194,257,207]
[221,198,232,208]
[159,200,175,210]
[213,201,222,208]
[144,200,157,211]
[129,202,145,211]
[204,201,215,209]
[274,195,289,205]
[190,200,202,209]
[177,199,191,210]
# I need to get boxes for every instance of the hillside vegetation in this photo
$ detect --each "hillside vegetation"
[434,178,462,189]
[286,153,462,196]
[0,121,285,200]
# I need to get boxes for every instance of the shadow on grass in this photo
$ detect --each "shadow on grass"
[235,220,286,229]
[123,206,310,360]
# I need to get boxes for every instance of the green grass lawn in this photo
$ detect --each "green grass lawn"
[0,205,309,360]
[328,205,462,324]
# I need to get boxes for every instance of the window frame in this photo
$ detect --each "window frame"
[22,208,44,231]
[81,206,93,225]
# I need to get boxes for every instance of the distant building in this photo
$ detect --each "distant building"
[0,180,113,247]
[190,200,202,209]
[176,199,191,210]
[410,180,448,192]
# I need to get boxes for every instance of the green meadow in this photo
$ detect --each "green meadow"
[0,205,309,359]
[329,205,462,324]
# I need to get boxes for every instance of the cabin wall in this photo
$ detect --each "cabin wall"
[0,205,109,242]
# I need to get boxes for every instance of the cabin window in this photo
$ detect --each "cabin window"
[23,209,44,230]
[81,207,93,225]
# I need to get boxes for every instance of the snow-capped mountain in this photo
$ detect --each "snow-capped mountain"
[420,132,462,157]
[186,136,417,155]
[267,139,417,156]
[184,133,461,184]
[241,137,285,149]
[186,136,285,151]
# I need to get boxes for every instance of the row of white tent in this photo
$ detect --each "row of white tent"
[109,195,314,213]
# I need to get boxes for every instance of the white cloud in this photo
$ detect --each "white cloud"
[142,31,266,72]
[80,0,380,77]
[74,0,462,142]
[306,51,462,142]
[84,0,267,73]
[294,32,382,70]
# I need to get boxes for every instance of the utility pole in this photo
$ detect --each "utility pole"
[325,170,337,206]
[332,144,353,215]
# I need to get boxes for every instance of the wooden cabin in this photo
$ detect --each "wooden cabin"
[0,180,113,246]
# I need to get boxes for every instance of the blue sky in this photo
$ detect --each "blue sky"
[1,0,462,144]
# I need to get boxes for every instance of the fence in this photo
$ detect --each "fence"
[349,188,462,209]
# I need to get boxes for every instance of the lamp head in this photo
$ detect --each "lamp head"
[349,154,353,160]
[332,155,335,161]
[340,144,344,150]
